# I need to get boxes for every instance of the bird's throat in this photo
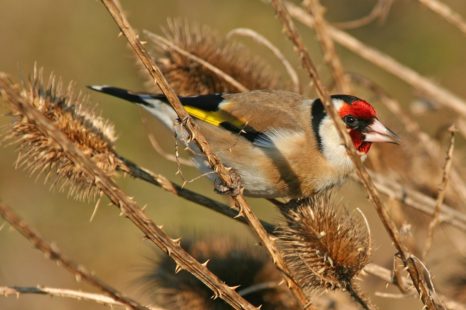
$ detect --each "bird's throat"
[350,130,372,154]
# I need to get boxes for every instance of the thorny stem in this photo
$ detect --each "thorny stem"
[99,0,311,308]
[302,0,351,93]
[2,82,256,310]
[345,282,373,310]
[368,172,466,234]
[0,203,150,310]
[423,126,456,258]
[364,264,465,310]
[269,0,445,309]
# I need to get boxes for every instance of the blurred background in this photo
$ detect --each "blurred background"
[0,0,465,309]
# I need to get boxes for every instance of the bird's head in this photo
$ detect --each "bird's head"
[333,95,399,154]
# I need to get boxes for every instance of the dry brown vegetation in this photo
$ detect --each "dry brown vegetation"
[1,0,466,309]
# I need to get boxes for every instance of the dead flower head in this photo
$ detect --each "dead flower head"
[277,194,371,294]
[143,18,287,95]
[144,237,299,310]
[0,68,120,200]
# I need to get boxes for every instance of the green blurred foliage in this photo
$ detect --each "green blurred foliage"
[0,1,465,309]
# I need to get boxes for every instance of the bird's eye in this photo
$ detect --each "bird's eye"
[344,115,358,127]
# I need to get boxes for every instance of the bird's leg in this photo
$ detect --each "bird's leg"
[213,167,243,196]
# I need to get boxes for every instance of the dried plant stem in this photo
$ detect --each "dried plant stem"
[344,283,373,310]
[0,203,150,310]
[236,282,281,297]
[6,85,256,310]
[302,0,351,93]
[0,286,165,310]
[99,0,309,307]
[226,28,301,93]
[423,126,456,258]
[269,0,444,309]
[363,264,465,310]
[117,156,276,234]
[284,1,466,118]
[143,31,248,92]
[417,0,466,36]
[368,172,466,233]
[334,0,393,29]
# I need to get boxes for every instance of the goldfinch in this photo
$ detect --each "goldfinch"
[90,87,398,198]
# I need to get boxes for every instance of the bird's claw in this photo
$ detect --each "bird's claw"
[214,169,243,196]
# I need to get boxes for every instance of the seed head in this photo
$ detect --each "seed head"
[277,194,371,294]
[0,68,120,200]
[143,237,299,309]
[143,18,286,95]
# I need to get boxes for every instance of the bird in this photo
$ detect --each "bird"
[89,86,399,199]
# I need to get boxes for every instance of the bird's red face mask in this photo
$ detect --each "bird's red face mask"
[339,100,399,154]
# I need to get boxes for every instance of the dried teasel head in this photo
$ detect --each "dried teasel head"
[0,68,120,201]
[277,194,371,295]
[142,18,287,95]
[143,237,299,310]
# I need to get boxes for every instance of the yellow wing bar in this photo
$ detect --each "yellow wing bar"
[184,105,244,128]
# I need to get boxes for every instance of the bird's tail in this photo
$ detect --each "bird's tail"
[88,85,178,130]
[87,85,167,108]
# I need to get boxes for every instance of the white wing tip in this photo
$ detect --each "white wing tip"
[88,85,109,91]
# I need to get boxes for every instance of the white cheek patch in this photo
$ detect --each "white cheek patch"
[318,118,354,173]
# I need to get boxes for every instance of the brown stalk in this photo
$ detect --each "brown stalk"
[269,0,445,308]
[334,0,394,30]
[0,286,165,310]
[302,0,351,93]
[148,237,298,309]
[368,172,466,233]
[0,203,150,310]
[226,27,301,93]
[423,125,456,258]
[99,0,310,307]
[284,1,466,118]
[363,264,466,310]
[3,80,256,310]
[417,0,466,36]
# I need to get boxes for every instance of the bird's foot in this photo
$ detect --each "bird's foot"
[214,169,243,196]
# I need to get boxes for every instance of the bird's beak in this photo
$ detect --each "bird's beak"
[364,119,400,144]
